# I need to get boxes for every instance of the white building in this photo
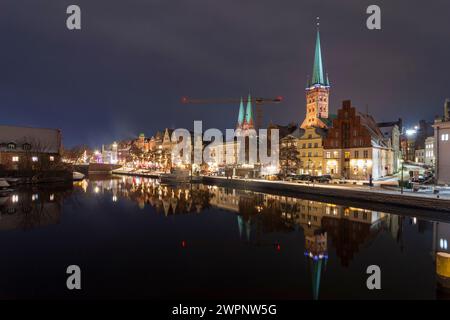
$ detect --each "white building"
[102,142,118,164]
[424,136,435,167]
[434,99,450,184]
[415,148,425,164]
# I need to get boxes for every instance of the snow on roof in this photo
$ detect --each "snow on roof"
[0,125,61,153]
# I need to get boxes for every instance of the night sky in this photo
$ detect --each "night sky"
[1,0,449,148]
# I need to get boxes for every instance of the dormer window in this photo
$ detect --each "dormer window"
[22,143,32,151]
[7,142,16,150]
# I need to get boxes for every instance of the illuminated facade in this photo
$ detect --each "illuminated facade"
[298,127,328,175]
[0,125,62,170]
[424,136,435,167]
[323,100,394,180]
[434,113,450,184]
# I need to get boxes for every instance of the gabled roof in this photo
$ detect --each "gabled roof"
[318,114,337,128]
[358,112,389,148]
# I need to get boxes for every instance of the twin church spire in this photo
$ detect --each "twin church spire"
[237,93,254,130]
[236,19,330,130]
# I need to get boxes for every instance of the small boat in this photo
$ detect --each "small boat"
[159,169,191,184]
[0,178,13,195]
[73,171,85,181]
[0,178,10,189]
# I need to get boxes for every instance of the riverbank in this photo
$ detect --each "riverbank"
[112,169,160,178]
[202,176,450,218]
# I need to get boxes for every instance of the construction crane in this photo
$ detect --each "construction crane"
[181,96,283,129]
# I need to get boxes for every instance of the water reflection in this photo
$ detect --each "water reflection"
[74,176,450,299]
[0,186,70,231]
[1,176,449,299]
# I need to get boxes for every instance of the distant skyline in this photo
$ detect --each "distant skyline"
[1,0,449,147]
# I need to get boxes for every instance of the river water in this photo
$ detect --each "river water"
[0,175,449,299]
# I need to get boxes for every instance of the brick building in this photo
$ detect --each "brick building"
[0,125,62,171]
[323,100,393,180]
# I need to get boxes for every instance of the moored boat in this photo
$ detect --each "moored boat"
[159,169,191,184]
[73,171,85,181]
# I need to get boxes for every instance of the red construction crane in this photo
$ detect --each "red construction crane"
[181,96,283,129]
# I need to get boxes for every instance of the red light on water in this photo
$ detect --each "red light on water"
[276,243,281,251]
[181,240,187,248]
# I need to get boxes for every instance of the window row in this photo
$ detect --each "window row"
[1,142,33,150]
[11,155,55,162]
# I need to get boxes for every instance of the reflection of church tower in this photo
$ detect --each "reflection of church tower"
[304,228,328,300]
[301,18,330,129]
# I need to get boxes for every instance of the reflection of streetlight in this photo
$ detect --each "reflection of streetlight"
[400,159,404,194]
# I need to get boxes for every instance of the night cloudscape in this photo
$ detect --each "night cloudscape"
[1,0,449,147]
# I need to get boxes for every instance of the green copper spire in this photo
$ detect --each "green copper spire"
[311,259,323,300]
[245,93,253,124]
[237,97,245,126]
[311,19,326,86]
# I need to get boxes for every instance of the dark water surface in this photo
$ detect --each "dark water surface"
[1,175,449,299]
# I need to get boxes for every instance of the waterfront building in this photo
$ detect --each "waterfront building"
[0,125,62,171]
[101,141,118,164]
[424,136,435,167]
[323,100,394,180]
[378,120,402,172]
[415,148,425,164]
[135,133,151,152]
[402,120,434,162]
[298,127,328,176]
[433,98,450,184]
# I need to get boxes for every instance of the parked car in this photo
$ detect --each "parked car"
[296,174,313,182]
[316,175,332,183]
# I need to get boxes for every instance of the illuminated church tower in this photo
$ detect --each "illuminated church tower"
[237,93,254,131]
[301,19,330,129]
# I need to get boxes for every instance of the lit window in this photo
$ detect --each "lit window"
[12,156,19,162]
[32,156,38,162]
[49,156,55,161]
[442,134,449,141]
[440,238,448,250]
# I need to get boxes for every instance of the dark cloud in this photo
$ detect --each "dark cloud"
[1,0,449,147]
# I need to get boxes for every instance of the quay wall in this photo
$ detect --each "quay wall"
[202,176,450,220]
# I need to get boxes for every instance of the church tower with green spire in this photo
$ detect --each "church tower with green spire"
[237,97,245,129]
[244,93,254,129]
[301,18,330,129]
